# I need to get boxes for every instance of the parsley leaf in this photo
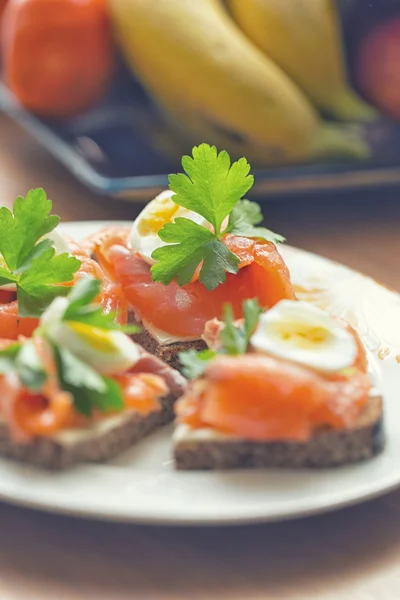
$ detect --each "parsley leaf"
[93,377,125,413]
[219,304,246,355]
[179,348,217,379]
[151,219,239,288]
[55,345,106,393]
[62,277,121,331]
[243,298,263,341]
[0,189,81,317]
[0,189,59,271]
[179,298,263,378]
[169,144,254,233]
[0,343,22,375]
[151,219,215,286]
[14,239,54,274]
[197,240,239,290]
[68,378,124,417]
[151,145,285,291]
[220,298,263,355]
[227,200,285,244]
[18,249,80,317]
[19,248,79,288]
[54,345,124,416]
[0,269,17,286]
[152,144,252,291]
[65,276,101,313]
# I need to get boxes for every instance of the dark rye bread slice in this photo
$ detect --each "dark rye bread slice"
[0,351,187,470]
[132,326,206,371]
[0,394,176,470]
[174,394,384,470]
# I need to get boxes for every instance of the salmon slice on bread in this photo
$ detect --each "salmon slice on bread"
[173,300,385,470]
[0,348,186,470]
[0,276,187,470]
[174,393,384,470]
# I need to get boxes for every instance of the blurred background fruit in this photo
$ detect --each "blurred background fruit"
[1,0,113,117]
[3,0,400,191]
[354,17,400,120]
[0,0,7,38]
[109,0,368,166]
[227,0,377,122]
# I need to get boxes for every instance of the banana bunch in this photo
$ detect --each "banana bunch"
[110,0,375,166]
[228,0,376,121]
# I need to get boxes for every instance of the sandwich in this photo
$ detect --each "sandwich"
[0,277,186,469]
[84,144,295,369]
[173,299,384,470]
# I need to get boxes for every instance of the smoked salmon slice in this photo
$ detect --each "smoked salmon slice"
[92,230,295,338]
[1,337,170,440]
[176,319,371,443]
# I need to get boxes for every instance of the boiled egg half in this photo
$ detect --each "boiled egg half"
[130,190,209,265]
[41,296,140,376]
[250,300,358,373]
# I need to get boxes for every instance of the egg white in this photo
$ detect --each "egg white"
[250,300,358,373]
[41,297,140,376]
[130,190,209,265]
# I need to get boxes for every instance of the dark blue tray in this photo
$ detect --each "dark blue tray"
[2,76,400,203]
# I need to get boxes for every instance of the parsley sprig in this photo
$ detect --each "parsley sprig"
[150,144,283,291]
[0,278,138,417]
[49,277,139,415]
[179,298,263,379]
[0,189,81,316]
[48,278,132,415]
[53,345,124,417]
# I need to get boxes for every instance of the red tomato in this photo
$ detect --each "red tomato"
[2,0,113,117]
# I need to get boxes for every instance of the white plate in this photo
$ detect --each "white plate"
[0,221,399,526]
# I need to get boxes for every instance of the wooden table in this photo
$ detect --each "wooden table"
[1,114,400,600]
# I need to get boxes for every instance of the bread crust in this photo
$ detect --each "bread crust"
[0,394,176,470]
[174,395,384,470]
[133,328,206,371]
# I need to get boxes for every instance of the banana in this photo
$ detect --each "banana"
[227,0,377,122]
[110,0,368,166]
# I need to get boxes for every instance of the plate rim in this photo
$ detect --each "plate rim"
[0,220,396,527]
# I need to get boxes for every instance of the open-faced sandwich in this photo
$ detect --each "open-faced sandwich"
[83,144,295,369]
[0,189,128,339]
[174,299,384,470]
[0,192,185,469]
[0,277,186,469]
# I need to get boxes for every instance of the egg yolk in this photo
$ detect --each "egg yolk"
[137,197,180,236]
[69,322,117,353]
[272,323,331,349]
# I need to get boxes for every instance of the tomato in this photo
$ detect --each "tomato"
[2,0,113,117]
